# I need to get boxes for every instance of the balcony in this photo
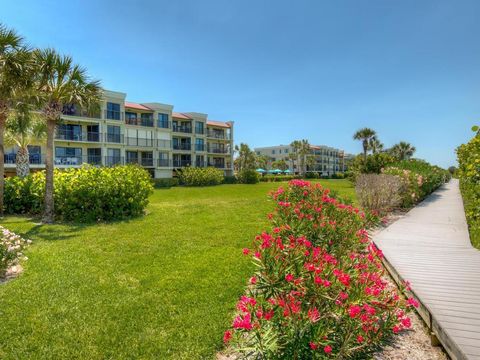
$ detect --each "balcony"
[55,131,101,142]
[157,139,171,149]
[173,143,191,151]
[195,144,205,152]
[158,159,171,167]
[126,137,154,147]
[172,125,192,134]
[62,106,101,119]
[4,153,44,165]
[125,117,154,127]
[104,110,124,121]
[173,159,191,167]
[196,160,206,168]
[54,155,102,166]
[207,131,230,140]
[208,162,226,169]
[104,156,124,166]
[207,146,229,154]
[105,133,124,144]
[158,120,170,129]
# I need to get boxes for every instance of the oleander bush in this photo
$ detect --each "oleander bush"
[4,165,153,222]
[237,169,260,184]
[1,225,32,278]
[356,174,406,215]
[382,159,450,208]
[224,180,417,359]
[456,129,480,248]
[177,167,224,186]
[153,178,179,188]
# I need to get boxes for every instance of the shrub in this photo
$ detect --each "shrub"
[1,226,31,278]
[456,131,480,248]
[349,153,396,180]
[237,169,260,184]
[355,174,406,215]
[153,178,179,188]
[223,176,237,184]
[260,175,301,182]
[305,172,320,179]
[330,172,345,179]
[177,167,224,186]
[225,180,416,358]
[4,165,153,222]
[382,159,450,207]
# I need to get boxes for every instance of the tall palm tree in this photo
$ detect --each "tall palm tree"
[290,140,302,174]
[6,104,46,177]
[298,139,311,176]
[234,143,256,171]
[35,48,102,223]
[390,141,416,161]
[369,136,384,154]
[0,23,27,215]
[353,127,377,160]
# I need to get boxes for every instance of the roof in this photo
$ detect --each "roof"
[206,120,231,128]
[124,102,152,111]
[172,112,193,120]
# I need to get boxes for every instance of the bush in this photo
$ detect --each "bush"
[1,225,31,278]
[330,172,345,179]
[237,169,260,184]
[4,165,153,222]
[177,167,224,186]
[260,175,301,182]
[225,180,416,358]
[382,159,450,207]
[223,176,237,184]
[153,178,179,188]
[355,174,406,215]
[349,153,396,180]
[457,132,480,248]
[305,172,320,179]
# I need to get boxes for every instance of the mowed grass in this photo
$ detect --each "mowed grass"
[0,180,355,360]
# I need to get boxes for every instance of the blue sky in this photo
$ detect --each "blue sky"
[2,0,479,167]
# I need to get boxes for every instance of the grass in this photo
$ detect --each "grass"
[0,179,355,360]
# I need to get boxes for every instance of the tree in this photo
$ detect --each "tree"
[369,136,384,154]
[353,127,377,160]
[234,143,256,171]
[298,139,311,176]
[0,23,28,215]
[255,154,270,170]
[390,141,416,161]
[290,140,302,174]
[288,152,297,173]
[35,48,102,223]
[272,159,288,171]
[6,103,46,177]
[305,155,317,172]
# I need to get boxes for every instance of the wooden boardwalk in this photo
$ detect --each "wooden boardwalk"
[373,179,480,360]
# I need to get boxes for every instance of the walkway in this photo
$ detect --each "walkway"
[373,179,480,360]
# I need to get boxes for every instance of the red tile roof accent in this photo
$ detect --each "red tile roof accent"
[125,102,153,111]
[172,112,193,119]
[207,120,231,128]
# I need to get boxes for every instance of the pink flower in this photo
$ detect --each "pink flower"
[407,297,419,308]
[285,274,295,282]
[401,317,412,328]
[309,342,318,350]
[324,345,332,354]
[348,305,362,318]
[357,335,364,343]
[223,330,232,343]
[233,313,253,330]
[250,276,257,284]
[242,248,250,255]
[392,325,400,334]
[254,251,261,259]
[308,307,320,323]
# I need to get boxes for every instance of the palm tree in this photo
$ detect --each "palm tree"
[35,48,102,223]
[255,154,269,170]
[298,139,311,176]
[271,159,288,171]
[390,141,416,161]
[353,127,377,160]
[290,140,302,174]
[234,143,256,171]
[6,104,46,177]
[0,23,27,215]
[369,136,384,154]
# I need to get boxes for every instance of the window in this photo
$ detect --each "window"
[125,111,137,125]
[87,148,101,165]
[28,145,42,164]
[284,148,289,154]
[107,125,121,143]
[196,155,204,167]
[272,150,275,154]
[279,149,282,154]
[195,121,204,134]
[140,151,153,166]
[158,113,169,128]
[195,138,204,151]
[141,113,154,127]
[107,148,121,166]
[55,147,82,165]
[126,151,138,164]
[57,124,82,140]
[106,102,121,120]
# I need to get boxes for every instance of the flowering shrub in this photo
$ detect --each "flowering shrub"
[456,130,480,248]
[356,174,406,215]
[382,160,450,208]
[225,180,417,358]
[4,165,154,222]
[1,226,31,278]
[177,167,224,186]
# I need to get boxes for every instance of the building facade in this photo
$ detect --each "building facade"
[4,90,234,178]
[254,144,351,176]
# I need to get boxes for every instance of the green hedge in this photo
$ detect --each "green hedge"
[5,165,153,222]
[153,178,179,188]
[457,132,480,248]
[177,167,224,186]
[259,175,301,182]
[237,169,260,184]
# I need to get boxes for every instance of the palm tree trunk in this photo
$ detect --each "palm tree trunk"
[43,118,55,223]
[363,140,368,161]
[16,146,30,178]
[0,113,5,217]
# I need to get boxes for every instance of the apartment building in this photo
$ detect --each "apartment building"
[254,144,350,175]
[4,90,234,178]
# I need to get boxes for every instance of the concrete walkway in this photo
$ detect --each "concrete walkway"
[373,179,480,360]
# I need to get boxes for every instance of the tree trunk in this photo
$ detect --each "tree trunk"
[16,146,30,178]
[0,113,5,217]
[43,118,55,223]
[363,140,368,161]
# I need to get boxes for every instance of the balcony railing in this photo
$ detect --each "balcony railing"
[105,156,124,166]
[125,117,154,127]
[126,137,154,147]
[157,139,171,149]
[158,120,170,129]
[173,159,191,167]
[207,147,229,154]
[208,162,226,169]
[62,108,101,119]
[105,133,124,144]
[195,128,205,135]
[173,143,191,151]
[195,144,205,151]
[55,131,101,142]
[158,159,171,167]
[172,125,192,134]
[207,131,230,140]
[54,155,102,166]
[104,110,124,121]
[196,161,206,168]
[125,157,154,167]
[4,154,44,165]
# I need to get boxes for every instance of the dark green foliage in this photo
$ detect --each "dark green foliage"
[349,153,396,178]
[177,167,224,186]
[223,176,237,184]
[259,175,302,182]
[237,169,260,184]
[153,178,179,188]
[4,165,153,222]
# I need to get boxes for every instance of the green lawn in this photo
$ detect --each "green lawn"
[0,180,355,360]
